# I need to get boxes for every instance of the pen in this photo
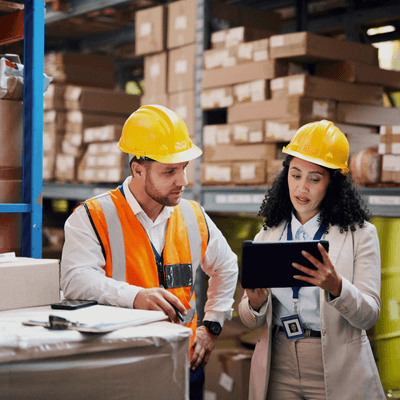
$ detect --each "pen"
[160,285,184,322]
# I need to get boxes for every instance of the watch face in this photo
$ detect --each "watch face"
[205,321,222,335]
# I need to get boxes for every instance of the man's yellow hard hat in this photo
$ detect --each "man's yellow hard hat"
[282,120,349,173]
[118,104,202,164]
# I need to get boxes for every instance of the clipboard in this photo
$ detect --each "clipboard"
[241,239,329,289]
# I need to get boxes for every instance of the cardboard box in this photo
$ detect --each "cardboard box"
[140,93,169,108]
[83,125,123,143]
[211,26,275,50]
[44,83,66,110]
[202,59,287,89]
[44,52,116,89]
[61,132,84,158]
[66,111,127,134]
[169,90,195,137]
[203,124,234,146]
[237,38,269,64]
[44,110,67,132]
[265,118,304,142]
[143,52,168,96]
[186,157,195,186]
[204,348,253,400]
[77,141,126,183]
[227,96,337,123]
[210,2,281,33]
[203,47,238,70]
[232,161,267,184]
[167,0,197,49]
[0,175,22,253]
[201,162,232,185]
[267,159,285,184]
[43,155,56,181]
[0,100,22,169]
[381,154,400,183]
[337,103,400,126]
[0,258,59,311]
[55,153,77,182]
[203,142,280,163]
[201,87,233,110]
[335,123,378,136]
[168,44,196,93]
[135,4,167,56]
[270,74,383,105]
[314,61,400,92]
[346,130,380,155]
[113,41,136,59]
[379,127,400,155]
[64,86,140,116]
[233,79,269,104]
[232,120,264,144]
[269,32,379,66]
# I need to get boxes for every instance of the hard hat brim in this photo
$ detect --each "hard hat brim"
[282,148,349,174]
[123,142,203,164]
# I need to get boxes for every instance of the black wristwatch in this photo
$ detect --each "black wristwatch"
[203,320,222,336]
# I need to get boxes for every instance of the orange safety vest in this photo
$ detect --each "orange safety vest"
[80,186,209,342]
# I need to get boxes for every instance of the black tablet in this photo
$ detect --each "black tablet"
[241,240,329,289]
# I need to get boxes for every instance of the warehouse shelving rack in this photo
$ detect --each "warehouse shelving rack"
[0,0,44,258]
[41,0,400,219]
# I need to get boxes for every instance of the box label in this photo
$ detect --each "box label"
[139,22,152,37]
[175,15,187,30]
[250,130,263,142]
[175,60,188,74]
[219,372,234,392]
[270,35,285,47]
[312,101,329,118]
[254,49,268,62]
[288,77,305,95]
[175,105,187,120]
[150,62,161,78]
[240,164,256,180]
[205,166,231,182]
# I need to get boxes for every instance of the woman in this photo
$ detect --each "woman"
[238,120,386,400]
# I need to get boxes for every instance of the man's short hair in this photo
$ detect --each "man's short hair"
[129,154,154,168]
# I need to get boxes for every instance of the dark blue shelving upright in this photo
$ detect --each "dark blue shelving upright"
[0,0,44,258]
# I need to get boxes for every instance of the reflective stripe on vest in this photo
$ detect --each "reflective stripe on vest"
[95,195,203,326]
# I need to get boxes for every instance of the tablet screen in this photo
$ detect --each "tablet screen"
[241,240,329,289]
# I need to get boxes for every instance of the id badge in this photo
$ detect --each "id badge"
[280,315,305,340]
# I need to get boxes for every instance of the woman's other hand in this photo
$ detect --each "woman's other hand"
[246,288,269,312]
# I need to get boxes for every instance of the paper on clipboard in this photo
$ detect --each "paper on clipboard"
[22,305,169,333]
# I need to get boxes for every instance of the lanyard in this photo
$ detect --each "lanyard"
[287,220,326,313]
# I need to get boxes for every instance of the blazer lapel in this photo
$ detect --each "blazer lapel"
[325,225,351,280]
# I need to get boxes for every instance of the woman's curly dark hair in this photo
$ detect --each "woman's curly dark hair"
[259,155,371,233]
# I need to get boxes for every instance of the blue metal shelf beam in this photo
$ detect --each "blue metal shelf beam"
[21,0,45,258]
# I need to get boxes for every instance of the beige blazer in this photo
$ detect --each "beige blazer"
[238,221,386,400]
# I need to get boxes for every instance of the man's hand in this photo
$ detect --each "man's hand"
[190,325,217,371]
[133,287,187,324]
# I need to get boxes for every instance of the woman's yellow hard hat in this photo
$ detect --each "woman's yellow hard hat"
[282,120,349,173]
[118,104,202,164]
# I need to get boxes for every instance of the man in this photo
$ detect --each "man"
[60,105,239,399]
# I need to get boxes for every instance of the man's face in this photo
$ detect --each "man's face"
[144,161,189,207]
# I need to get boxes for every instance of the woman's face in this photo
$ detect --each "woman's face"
[288,157,330,225]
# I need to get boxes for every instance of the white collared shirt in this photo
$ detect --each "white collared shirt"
[271,213,323,330]
[60,176,238,326]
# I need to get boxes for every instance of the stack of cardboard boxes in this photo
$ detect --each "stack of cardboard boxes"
[379,125,400,184]
[43,52,141,183]
[135,0,281,186]
[201,30,400,187]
